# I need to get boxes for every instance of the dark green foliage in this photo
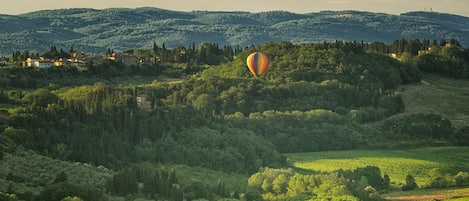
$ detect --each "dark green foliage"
[427,168,452,188]
[53,171,68,184]
[383,174,391,188]
[454,126,469,145]
[337,166,389,200]
[228,109,363,152]
[2,127,32,148]
[0,192,21,201]
[0,135,16,153]
[382,113,453,141]
[417,45,469,78]
[106,169,138,196]
[402,175,418,191]
[21,88,59,111]
[134,126,286,173]
[106,164,183,200]
[378,93,405,116]
[455,172,469,187]
[184,181,211,201]
[351,166,389,190]
[16,191,34,201]
[36,182,107,201]
[244,191,263,201]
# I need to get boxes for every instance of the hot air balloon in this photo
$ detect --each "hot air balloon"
[246,52,269,77]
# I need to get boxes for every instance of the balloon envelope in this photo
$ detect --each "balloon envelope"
[246,52,269,77]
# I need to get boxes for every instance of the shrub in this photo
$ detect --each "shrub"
[402,175,417,191]
[455,172,469,187]
[0,192,21,201]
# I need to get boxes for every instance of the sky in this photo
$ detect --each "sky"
[1,0,469,17]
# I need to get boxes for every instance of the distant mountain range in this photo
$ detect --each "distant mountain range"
[0,7,468,54]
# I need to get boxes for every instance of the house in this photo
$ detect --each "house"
[108,53,138,66]
[23,57,54,68]
[136,96,152,110]
[107,53,117,61]
[54,58,63,67]
[65,51,105,71]
[70,51,78,58]
[120,54,138,66]
[25,58,40,67]
[418,47,432,55]
[35,60,54,68]
[389,53,401,59]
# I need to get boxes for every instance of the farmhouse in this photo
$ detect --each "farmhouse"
[36,60,54,68]
[107,53,138,66]
[0,57,7,66]
[23,57,56,68]
[67,51,103,71]
[136,96,152,110]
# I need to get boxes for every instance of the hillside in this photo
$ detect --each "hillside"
[399,74,469,128]
[0,147,112,197]
[1,40,469,200]
[0,8,468,54]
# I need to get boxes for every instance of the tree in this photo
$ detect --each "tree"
[272,174,289,194]
[353,166,388,190]
[54,171,68,183]
[61,196,83,201]
[0,193,20,201]
[107,170,138,196]
[428,168,451,188]
[455,172,469,187]
[184,181,209,201]
[402,174,417,191]
[383,174,391,188]
[22,88,59,110]
[2,127,32,147]
[37,182,106,201]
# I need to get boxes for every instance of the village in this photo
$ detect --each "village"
[17,51,142,71]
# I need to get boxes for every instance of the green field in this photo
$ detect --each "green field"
[286,146,469,186]
[383,187,469,201]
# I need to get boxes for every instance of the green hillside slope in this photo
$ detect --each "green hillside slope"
[0,147,112,196]
[399,74,469,128]
[1,40,468,200]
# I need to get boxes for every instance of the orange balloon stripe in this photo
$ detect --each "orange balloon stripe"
[247,52,269,77]
[257,53,269,75]
[247,53,257,76]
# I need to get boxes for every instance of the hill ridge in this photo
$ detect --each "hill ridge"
[0,7,468,54]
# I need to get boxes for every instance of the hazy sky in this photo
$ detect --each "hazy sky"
[1,0,469,17]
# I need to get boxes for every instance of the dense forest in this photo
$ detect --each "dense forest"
[1,39,469,201]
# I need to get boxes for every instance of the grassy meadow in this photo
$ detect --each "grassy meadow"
[399,74,469,128]
[286,146,469,186]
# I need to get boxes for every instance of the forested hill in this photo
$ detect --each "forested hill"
[0,7,468,54]
[1,39,469,200]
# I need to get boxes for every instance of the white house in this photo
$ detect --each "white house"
[35,60,54,68]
